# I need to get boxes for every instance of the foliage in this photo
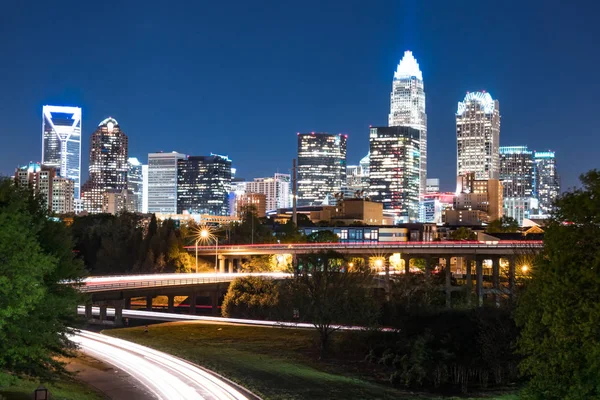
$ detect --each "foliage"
[71,213,194,274]
[486,216,520,233]
[0,180,86,379]
[290,251,378,356]
[372,308,519,393]
[221,277,281,320]
[386,274,443,322]
[227,205,275,244]
[277,220,306,243]
[515,170,600,399]
[306,230,340,243]
[449,227,477,240]
[239,254,291,272]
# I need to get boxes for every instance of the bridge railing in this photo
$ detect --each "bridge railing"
[186,240,544,252]
[81,276,234,293]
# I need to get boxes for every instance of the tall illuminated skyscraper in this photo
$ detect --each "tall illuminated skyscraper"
[177,154,232,216]
[41,105,82,199]
[499,146,536,225]
[127,157,143,212]
[147,152,185,214]
[297,133,347,206]
[81,118,128,213]
[534,151,560,216]
[388,51,427,196]
[456,91,500,180]
[369,126,420,223]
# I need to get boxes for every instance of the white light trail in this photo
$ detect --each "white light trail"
[71,330,251,400]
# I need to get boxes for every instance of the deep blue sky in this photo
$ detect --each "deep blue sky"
[1,0,597,191]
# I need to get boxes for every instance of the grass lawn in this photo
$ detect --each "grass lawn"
[105,321,517,400]
[0,371,103,400]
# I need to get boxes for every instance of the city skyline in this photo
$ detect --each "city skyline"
[1,1,596,193]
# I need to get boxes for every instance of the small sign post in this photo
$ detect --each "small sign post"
[34,385,49,400]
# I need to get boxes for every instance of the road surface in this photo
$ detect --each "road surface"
[71,330,253,400]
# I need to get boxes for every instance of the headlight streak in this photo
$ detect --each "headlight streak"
[71,330,251,400]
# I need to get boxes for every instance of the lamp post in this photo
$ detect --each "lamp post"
[214,236,219,273]
[199,228,219,273]
[195,238,199,273]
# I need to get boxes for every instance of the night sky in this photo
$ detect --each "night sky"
[1,0,597,192]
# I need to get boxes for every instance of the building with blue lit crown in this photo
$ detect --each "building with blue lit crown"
[389,51,427,197]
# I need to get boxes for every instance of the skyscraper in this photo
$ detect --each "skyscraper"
[147,152,185,214]
[369,126,420,223]
[245,173,291,211]
[297,133,347,206]
[499,146,537,225]
[177,154,232,216]
[41,105,82,199]
[127,157,143,212]
[534,151,560,216]
[142,164,149,213]
[456,91,500,180]
[388,51,427,196]
[81,117,128,213]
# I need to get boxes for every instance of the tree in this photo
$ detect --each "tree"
[222,276,281,319]
[290,251,377,357]
[306,230,340,243]
[450,227,477,241]
[486,216,519,233]
[0,180,86,379]
[515,170,600,399]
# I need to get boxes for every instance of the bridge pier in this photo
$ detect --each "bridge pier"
[492,257,501,307]
[444,256,452,309]
[114,301,124,327]
[146,295,153,311]
[219,256,226,273]
[476,258,484,307]
[402,254,411,274]
[465,257,473,307]
[168,295,175,313]
[85,303,93,320]
[211,292,220,316]
[508,256,516,301]
[189,293,197,315]
[425,257,431,278]
[124,297,131,310]
[99,305,107,322]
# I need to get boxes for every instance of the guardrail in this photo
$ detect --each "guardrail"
[186,240,544,252]
[81,276,235,293]
[82,272,293,293]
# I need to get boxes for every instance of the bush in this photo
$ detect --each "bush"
[221,276,281,319]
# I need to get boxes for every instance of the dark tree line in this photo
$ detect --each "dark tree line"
[71,213,194,275]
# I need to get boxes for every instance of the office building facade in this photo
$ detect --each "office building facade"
[388,51,427,197]
[456,91,500,180]
[41,105,82,199]
[15,162,74,214]
[81,118,128,213]
[534,151,560,216]
[297,133,347,206]
[127,157,143,212]
[369,126,420,223]
[177,154,232,216]
[499,146,536,225]
[147,152,185,214]
[245,173,291,212]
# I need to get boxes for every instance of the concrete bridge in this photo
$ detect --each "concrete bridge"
[186,240,543,308]
[81,272,290,326]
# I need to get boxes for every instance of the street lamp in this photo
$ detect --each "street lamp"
[521,265,529,273]
[193,226,218,274]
